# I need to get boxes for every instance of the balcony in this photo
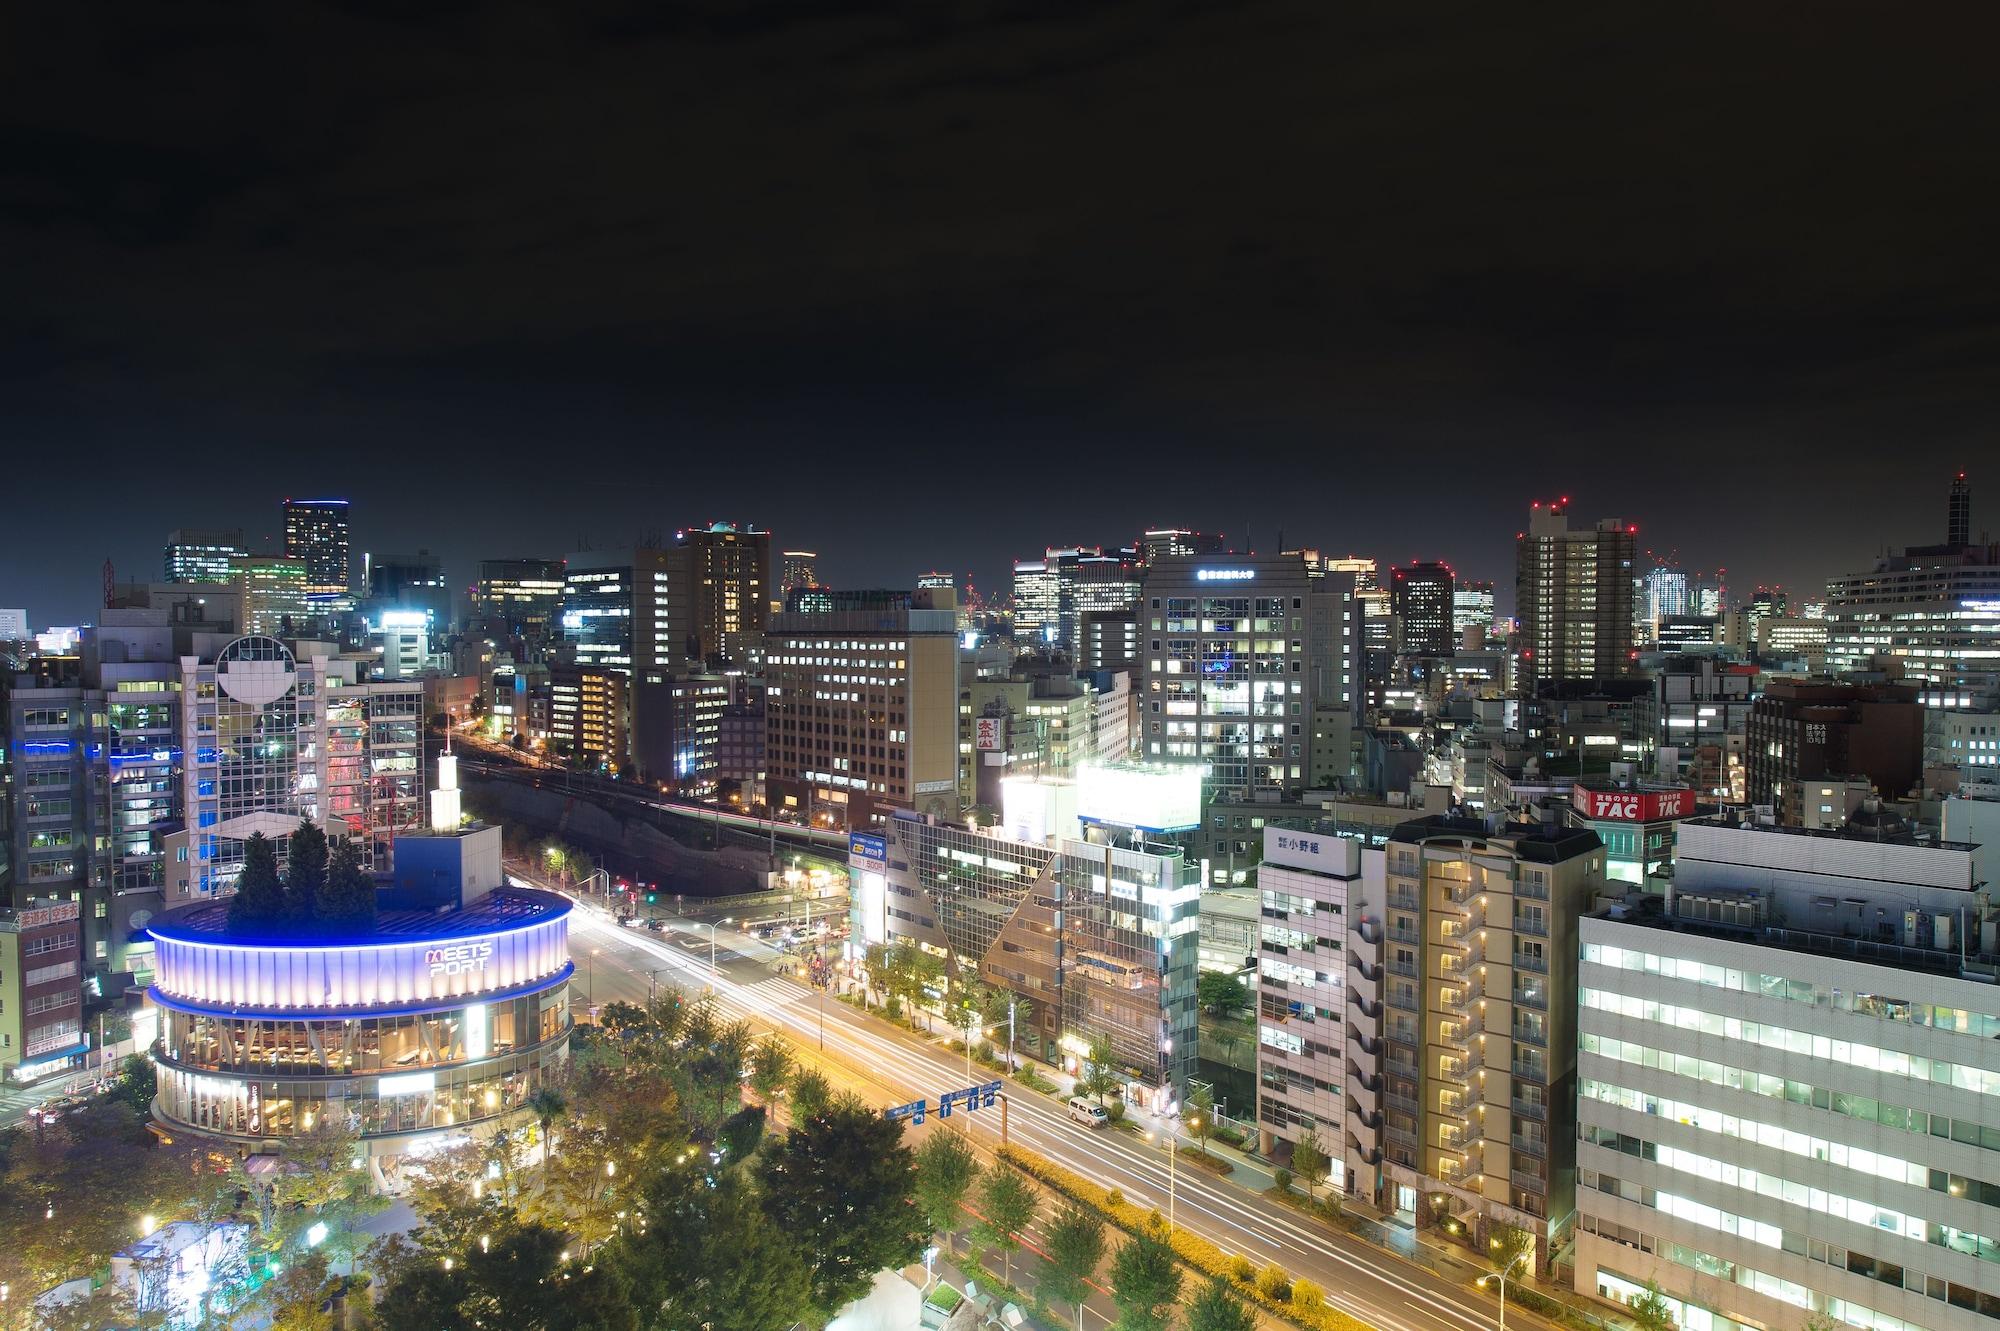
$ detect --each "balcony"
[1511,1058,1548,1083]
[1510,1097,1547,1122]
[1513,951,1548,975]
[1389,887,1420,912]
[1511,1133,1548,1157]
[1515,877,1549,901]
[1387,957,1418,978]
[1511,1170,1548,1195]
[1514,916,1549,938]
[1513,980,1548,1010]
[1388,926,1421,946]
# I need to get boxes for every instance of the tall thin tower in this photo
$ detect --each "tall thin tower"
[1948,471,1971,547]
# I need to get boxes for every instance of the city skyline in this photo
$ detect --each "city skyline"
[8,8,1999,620]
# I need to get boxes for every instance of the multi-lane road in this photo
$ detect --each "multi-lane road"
[562,892,1525,1331]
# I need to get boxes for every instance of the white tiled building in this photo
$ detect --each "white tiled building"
[1575,824,2000,1331]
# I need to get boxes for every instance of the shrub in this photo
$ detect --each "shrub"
[1274,1167,1294,1193]
[1256,1264,1292,1302]
[1105,1188,1125,1208]
[1292,1278,1326,1312]
[1229,1254,1255,1283]
[1105,1099,1126,1122]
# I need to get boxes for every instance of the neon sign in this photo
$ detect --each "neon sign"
[425,940,493,977]
[1196,568,1255,582]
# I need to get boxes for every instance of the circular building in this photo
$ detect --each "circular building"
[146,882,572,1182]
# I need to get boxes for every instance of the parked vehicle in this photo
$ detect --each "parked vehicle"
[1067,1096,1109,1128]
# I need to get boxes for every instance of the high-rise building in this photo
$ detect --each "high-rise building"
[780,550,819,595]
[163,529,247,584]
[1641,566,1690,630]
[1011,547,1143,655]
[0,608,27,640]
[281,498,352,595]
[635,673,731,795]
[1950,469,1972,547]
[168,633,424,901]
[561,548,673,677]
[673,523,771,665]
[1254,823,1378,1189]
[916,570,954,591]
[1140,529,1225,563]
[1745,679,1924,820]
[1139,552,1361,798]
[549,662,631,772]
[1825,477,2000,691]
[1574,818,1999,1331]
[474,558,566,641]
[1514,501,1638,694]
[1390,561,1455,656]
[229,554,312,636]
[764,587,959,828]
[1080,608,1139,672]
[1373,815,1610,1262]
[1453,581,1497,640]
[367,549,451,630]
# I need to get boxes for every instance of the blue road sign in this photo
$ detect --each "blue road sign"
[884,1099,927,1125]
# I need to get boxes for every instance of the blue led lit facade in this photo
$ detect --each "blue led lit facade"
[147,886,571,1175]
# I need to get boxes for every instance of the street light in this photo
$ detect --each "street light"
[708,918,734,992]
[1480,1237,1534,1331]
[1145,1121,1184,1233]
[586,948,601,1004]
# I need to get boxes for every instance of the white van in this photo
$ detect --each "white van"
[1068,1096,1109,1128]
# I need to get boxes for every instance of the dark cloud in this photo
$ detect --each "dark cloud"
[3,1,1998,618]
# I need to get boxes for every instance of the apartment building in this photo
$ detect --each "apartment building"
[1377,815,1609,1262]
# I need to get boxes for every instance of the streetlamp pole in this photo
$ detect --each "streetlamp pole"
[1483,1246,1531,1331]
[707,919,732,993]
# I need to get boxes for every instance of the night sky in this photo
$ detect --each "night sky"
[6,4,1997,624]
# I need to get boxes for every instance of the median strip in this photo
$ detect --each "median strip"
[996,1144,1377,1331]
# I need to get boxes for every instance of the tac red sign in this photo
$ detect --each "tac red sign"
[1570,784,1694,822]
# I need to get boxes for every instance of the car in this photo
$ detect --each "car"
[645,918,668,932]
[618,915,643,928]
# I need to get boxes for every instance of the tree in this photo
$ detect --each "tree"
[1108,1229,1182,1331]
[248,1250,340,1331]
[1801,1313,1842,1331]
[788,1067,833,1122]
[754,1097,926,1314]
[1627,1279,1679,1331]
[1489,1222,1535,1278]
[611,1163,810,1331]
[1186,1085,1216,1156]
[1186,1274,1258,1331]
[529,1086,568,1154]
[284,817,330,919]
[1077,1034,1122,1106]
[108,1052,158,1117]
[374,1216,634,1331]
[974,1165,1039,1287]
[1197,970,1249,1015]
[1291,1127,1329,1202]
[719,1104,767,1162]
[314,836,376,927]
[228,832,286,927]
[913,1130,980,1254]
[1040,1205,1107,1331]
[748,1035,794,1103]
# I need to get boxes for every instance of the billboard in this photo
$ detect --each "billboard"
[848,831,888,865]
[1570,784,1695,822]
[1075,763,1202,833]
[974,716,1004,751]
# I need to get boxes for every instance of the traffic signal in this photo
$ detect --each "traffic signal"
[646,892,657,904]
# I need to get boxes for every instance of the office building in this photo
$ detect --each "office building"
[917,570,954,592]
[1825,476,2000,688]
[489,659,551,746]
[1011,547,1143,656]
[856,770,1201,1109]
[1376,815,1609,1260]
[281,498,352,595]
[1081,608,1140,671]
[168,634,424,901]
[635,672,731,795]
[780,550,819,595]
[473,558,566,641]
[1746,679,1924,820]
[1453,582,1497,640]
[1141,529,1226,563]
[1139,551,1361,799]
[561,547,673,677]
[230,554,312,636]
[548,662,630,772]
[366,549,451,631]
[0,898,84,1083]
[1515,500,1639,694]
[764,587,960,829]
[1656,616,1718,651]
[1391,562,1455,656]
[1254,823,1381,1192]
[163,529,247,584]
[1756,615,1830,667]
[674,523,771,665]
[0,608,26,640]
[1642,567,1691,631]
[1565,780,1698,890]
[1930,707,2000,795]
[1639,656,1758,798]
[1575,818,2000,1331]
[717,702,766,806]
